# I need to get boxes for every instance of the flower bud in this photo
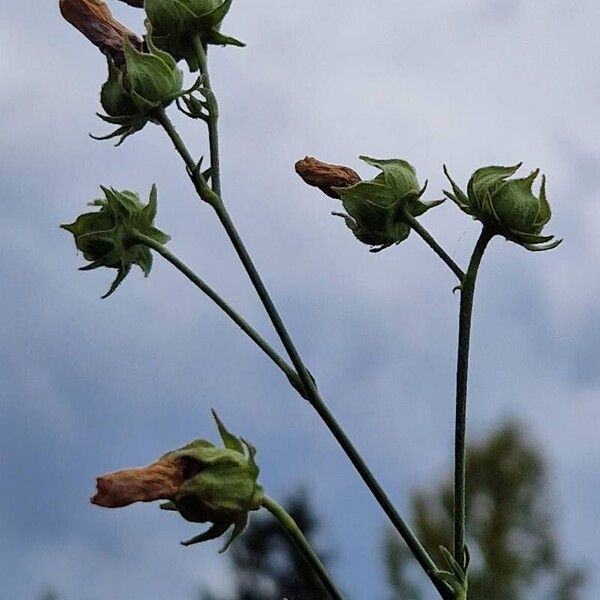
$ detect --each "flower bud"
[124,34,184,110]
[100,58,138,118]
[94,30,184,144]
[444,164,561,251]
[91,411,263,551]
[300,155,443,253]
[61,185,171,298]
[145,0,245,69]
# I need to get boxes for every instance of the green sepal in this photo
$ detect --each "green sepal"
[211,409,245,454]
[123,36,184,111]
[522,238,563,252]
[205,30,246,48]
[467,163,522,214]
[181,521,231,547]
[100,58,137,118]
[443,165,472,213]
[489,170,541,232]
[102,265,131,299]
[218,514,248,553]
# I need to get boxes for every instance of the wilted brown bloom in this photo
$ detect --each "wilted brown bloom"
[295,156,361,199]
[91,456,198,508]
[59,0,142,66]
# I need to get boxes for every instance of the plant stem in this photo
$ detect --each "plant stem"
[453,227,493,566]
[262,494,346,600]
[210,197,451,597]
[401,209,465,282]
[158,111,451,599]
[129,230,303,392]
[158,76,453,599]
[193,36,222,197]
[155,109,220,207]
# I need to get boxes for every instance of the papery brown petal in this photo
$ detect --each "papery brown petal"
[91,457,191,508]
[295,156,361,199]
[59,0,142,66]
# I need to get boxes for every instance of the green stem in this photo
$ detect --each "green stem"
[211,197,451,598]
[155,108,220,206]
[158,113,451,599]
[129,230,303,392]
[159,78,453,599]
[262,495,346,600]
[401,209,465,282]
[453,227,493,565]
[193,36,222,197]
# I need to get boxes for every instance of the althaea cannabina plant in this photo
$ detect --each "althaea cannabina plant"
[59,1,561,599]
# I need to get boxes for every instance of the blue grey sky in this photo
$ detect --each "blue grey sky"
[1,1,599,598]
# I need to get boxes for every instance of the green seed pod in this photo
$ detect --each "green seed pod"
[100,59,138,119]
[332,156,444,252]
[145,0,245,70]
[94,31,184,145]
[124,34,184,110]
[160,411,263,551]
[61,185,171,298]
[444,164,562,251]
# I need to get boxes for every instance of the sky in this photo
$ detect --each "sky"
[1,1,599,598]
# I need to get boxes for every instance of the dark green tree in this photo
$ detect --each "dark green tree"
[202,491,333,600]
[384,423,586,600]
[36,591,60,600]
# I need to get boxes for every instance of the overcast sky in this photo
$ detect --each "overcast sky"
[1,1,599,599]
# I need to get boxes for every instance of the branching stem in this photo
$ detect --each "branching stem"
[156,53,454,600]
[193,36,222,197]
[129,230,303,392]
[262,494,346,600]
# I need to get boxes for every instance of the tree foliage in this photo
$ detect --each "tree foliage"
[385,423,586,600]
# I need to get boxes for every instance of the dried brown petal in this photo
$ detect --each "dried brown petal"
[59,0,142,67]
[91,457,195,508]
[295,156,361,199]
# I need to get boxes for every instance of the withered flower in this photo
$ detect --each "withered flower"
[297,155,443,252]
[91,411,263,550]
[295,156,361,199]
[59,0,142,66]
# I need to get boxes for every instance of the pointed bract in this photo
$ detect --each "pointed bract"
[61,186,170,298]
